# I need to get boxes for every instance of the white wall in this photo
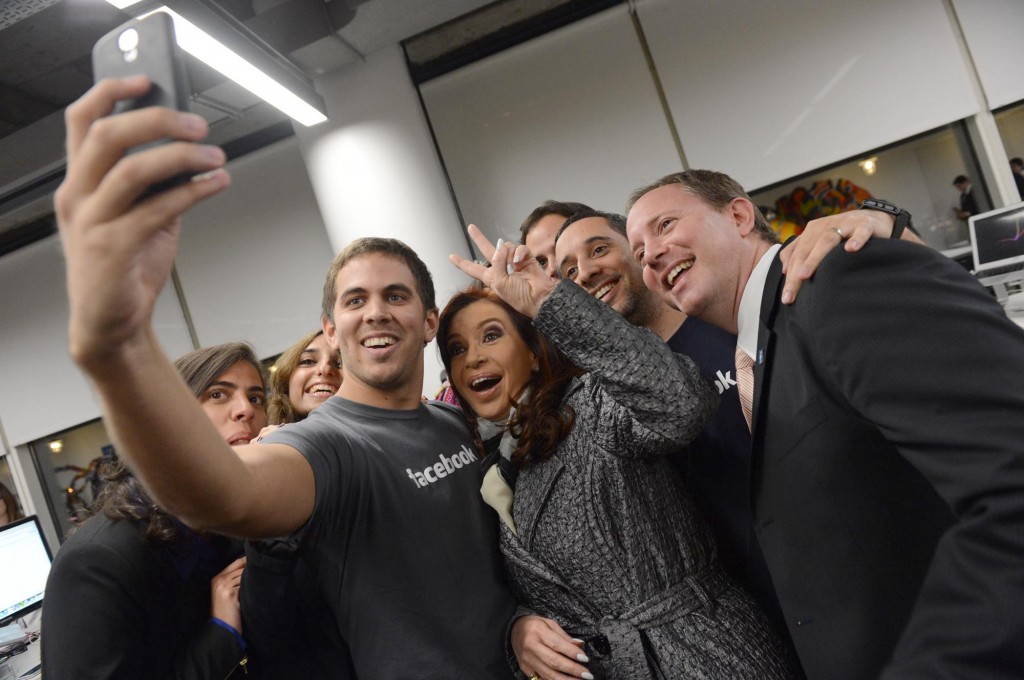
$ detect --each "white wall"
[635,0,979,191]
[420,0,1023,256]
[297,45,473,395]
[995,107,1024,161]
[952,0,1024,109]
[421,4,681,240]
[177,136,335,356]
[0,136,335,448]
[0,238,193,447]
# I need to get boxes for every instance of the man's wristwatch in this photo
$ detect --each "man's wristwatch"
[859,199,912,240]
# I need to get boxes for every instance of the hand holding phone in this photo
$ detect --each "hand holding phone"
[92,12,189,114]
[56,77,229,371]
[92,12,194,195]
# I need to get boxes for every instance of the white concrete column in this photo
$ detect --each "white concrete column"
[966,111,1019,209]
[944,0,1021,209]
[295,45,471,396]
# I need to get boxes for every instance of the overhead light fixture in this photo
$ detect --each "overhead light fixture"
[858,157,878,176]
[104,1,327,126]
[49,440,64,453]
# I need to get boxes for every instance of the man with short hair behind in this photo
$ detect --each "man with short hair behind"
[518,199,592,278]
[55,78,516,679]
[625,169,1024,680]
[952,173,980,221]
[1010,157,1024,200]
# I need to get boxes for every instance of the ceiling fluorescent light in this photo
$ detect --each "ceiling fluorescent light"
[104,2,327,126]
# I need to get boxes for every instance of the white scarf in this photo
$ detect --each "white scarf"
[477,389,529,534]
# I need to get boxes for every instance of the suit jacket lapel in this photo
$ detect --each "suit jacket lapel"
[752,252,784,438]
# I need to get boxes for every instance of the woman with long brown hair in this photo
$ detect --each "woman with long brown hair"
[439,229,797,680]
[42,342,267,680]
[266,329,342,426]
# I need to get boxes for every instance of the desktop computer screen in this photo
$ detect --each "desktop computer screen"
[969,201,1024,277]
[0,516,52,628]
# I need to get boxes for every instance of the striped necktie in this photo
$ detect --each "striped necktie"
[735,346,755,431]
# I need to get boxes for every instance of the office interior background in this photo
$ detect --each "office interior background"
[0,0,1022,551]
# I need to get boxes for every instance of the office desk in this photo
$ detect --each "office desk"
[1007,307,1024,331]
[0,615,41,680]
[0,636,40,679]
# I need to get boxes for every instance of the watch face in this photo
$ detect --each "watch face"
[863,199,899,215]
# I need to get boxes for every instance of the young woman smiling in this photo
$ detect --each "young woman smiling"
[267,330,343,425]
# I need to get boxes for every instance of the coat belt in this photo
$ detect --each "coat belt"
[569,567,730,674]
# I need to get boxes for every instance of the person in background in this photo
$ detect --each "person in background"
[442,227,799,679]
[1010,157,1024,200]
[0,481,24,526]
[953,174,980,221]
[42,342,267,680]
[267,329,342,426]
[626,168,1024,679]
[518,200,593,278]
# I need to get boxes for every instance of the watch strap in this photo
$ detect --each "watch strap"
[860,199,911,240]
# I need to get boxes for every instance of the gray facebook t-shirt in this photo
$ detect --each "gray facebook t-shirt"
[263,396,516,679]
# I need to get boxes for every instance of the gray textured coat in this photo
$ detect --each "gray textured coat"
[502,281,796,679]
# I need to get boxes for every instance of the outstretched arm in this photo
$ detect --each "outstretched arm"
[56,78,313,538]
[780,207,923,304]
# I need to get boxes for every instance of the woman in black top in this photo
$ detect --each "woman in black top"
[42,342,267,680]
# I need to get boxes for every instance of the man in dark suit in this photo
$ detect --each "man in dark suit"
[625,169,1024,680]
[953,173,980,221]
[1010,158,1024,200]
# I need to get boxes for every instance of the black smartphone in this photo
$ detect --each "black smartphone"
[92,12,193,195]
[92,12,189,114]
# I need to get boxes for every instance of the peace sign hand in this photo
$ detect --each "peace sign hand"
[449,224,557,319]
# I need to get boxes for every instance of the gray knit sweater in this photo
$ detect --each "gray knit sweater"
[501,280,797,679]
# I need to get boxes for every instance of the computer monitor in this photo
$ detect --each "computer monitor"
[968,201,1024,285]
[0,516,52,628]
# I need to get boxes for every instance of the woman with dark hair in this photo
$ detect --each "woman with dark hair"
[0,480,24,526]
[437,284,582,471]
[441,230,797,679]
[267,330,342,425]
[42,342,267,680]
